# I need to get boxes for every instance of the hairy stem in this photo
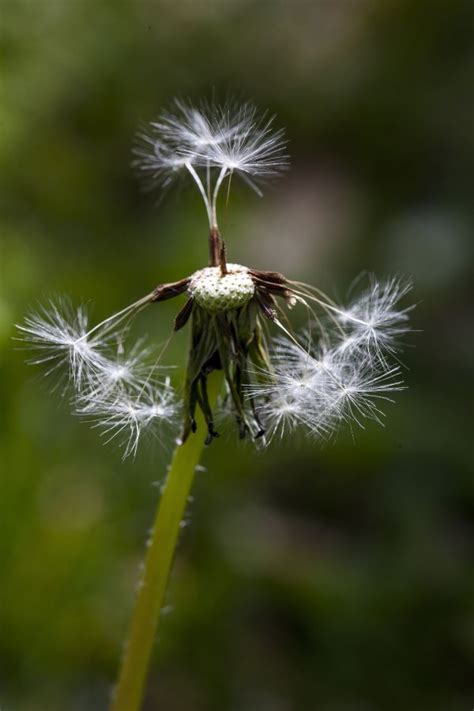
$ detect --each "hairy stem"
[110,372,223,711]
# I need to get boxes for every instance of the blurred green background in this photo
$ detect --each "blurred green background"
[1,1,474,709]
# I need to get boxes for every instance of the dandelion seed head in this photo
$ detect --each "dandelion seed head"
[20,94,414,456]
[189,264,255,312]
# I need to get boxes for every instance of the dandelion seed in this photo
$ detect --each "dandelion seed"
[78,339,165,402]
[192,102,289,181]
[135,99,288,228]
[16,299,106,387]
[246,327,406,442]
[150,99,242,152]
[81,383,178,459]
[335,276,413,361]
[133,135,191,189]
[328,361,404,429]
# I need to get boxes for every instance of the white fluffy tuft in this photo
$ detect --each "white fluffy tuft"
[17,299,178,457]
[16,299,105,387]
[246,276,412,442]
[134,98,288,227]
[78,379,178,459]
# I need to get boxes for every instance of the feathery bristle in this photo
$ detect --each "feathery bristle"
[78,380,178,459]
[134,98,288,226]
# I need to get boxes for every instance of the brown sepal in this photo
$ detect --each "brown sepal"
[249,269,288,286]
[151,277,190,303]
[255,290,278,321]
[174,297,194,331]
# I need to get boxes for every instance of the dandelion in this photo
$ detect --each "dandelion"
[19,97,412,463]
[18,97,413,711]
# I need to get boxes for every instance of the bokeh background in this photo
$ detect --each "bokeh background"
[1,1,474,709]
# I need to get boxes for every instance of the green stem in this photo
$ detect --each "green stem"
[110,372,223,711]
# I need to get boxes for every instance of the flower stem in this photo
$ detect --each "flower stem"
[110,372,223,711]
